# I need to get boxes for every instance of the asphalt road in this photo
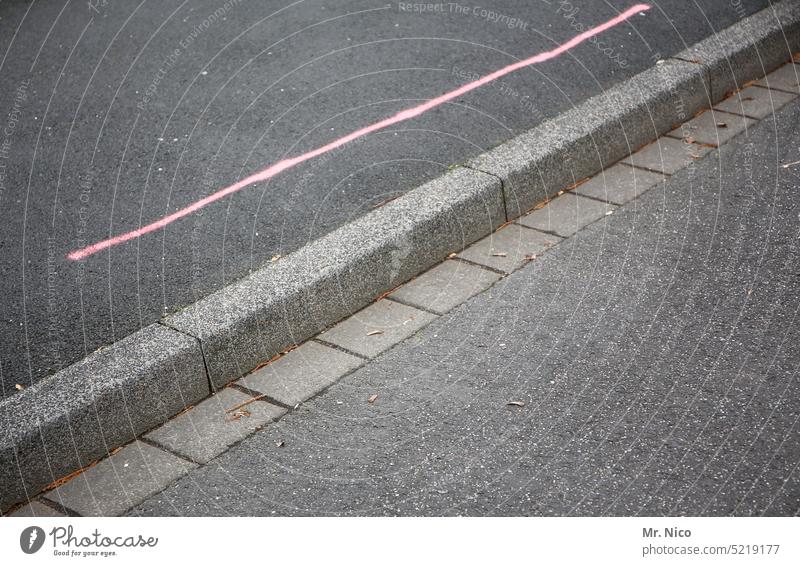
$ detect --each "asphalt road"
[0,0,770,395]
[129,93,800,517]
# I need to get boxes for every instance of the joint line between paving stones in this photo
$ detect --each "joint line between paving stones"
[619,160,675,176]
[227,383,294,411]
[381,295,444,317]
[711,107,766,123]
[40,496,83,517]
[750,83,795,96]
[37,496,82,517]
[312,338,373,361]
[449,256,508,276]
[138,436,201,467]
[570,191,621,206]
[511,222,564,239]
[512,221,566,240]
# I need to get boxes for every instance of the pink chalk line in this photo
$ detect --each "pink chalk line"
[68,3,651,261]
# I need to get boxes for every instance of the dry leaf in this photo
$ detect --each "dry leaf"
[227,409,251,421]
[447,252,457,258]
[270,254,282,262]
[14,383,24,391]
[367,329,384,336]
[507,401,525,407]
[368,394,379,403]
[524,254,537,262]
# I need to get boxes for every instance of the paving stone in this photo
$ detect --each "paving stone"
[457,224,561,273]
[516,193,616,238]
[755,62,800,94]
[714,85,797,119]
[623,136,712,175]
[389,260,502,315]
[46,441,194,516]
[319,300,437,359]
[667,109,756,146]
[573,163,666,205]
[8,500,64,517]
[240,341,364,407]
[145,388,286,464]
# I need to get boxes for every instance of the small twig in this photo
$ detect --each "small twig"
[225,394,266,413]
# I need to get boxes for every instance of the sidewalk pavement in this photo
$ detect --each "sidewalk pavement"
[106,96,800,516]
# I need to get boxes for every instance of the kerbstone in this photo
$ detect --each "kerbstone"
[667,110,756,146]
[457,224,561,273]
[46,441,194,516]
[574,163,666,205]
[165,167,503,389]
[0,324,208,513]
[145,388,286,464]
[624,137,712,175]
[389,260,502,315]
[468,58,708,218]
[8,501,64,517]
[674,0,800,101]
[517,194,616,238]
[714,85,797,119]
[755,63,800,94]
[319,300,437,359]
[240,341,364,407]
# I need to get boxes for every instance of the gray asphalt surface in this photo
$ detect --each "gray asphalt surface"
[127,94,800,516]
[0,0,771,395]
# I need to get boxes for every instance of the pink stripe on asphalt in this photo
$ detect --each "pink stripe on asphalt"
[68,4,651,261]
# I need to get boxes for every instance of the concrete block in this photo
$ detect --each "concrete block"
[457,224,561,273]
[240,341,364,407]
[46,441,194,516]
[319,300,437,359]
[574,163,666,205]
[517,194,616,238]
[714,85,797,119]
[389,260,502,315]
[754,63,800,94]
[624,136,713,175]
[668,109,756,146]
[145,388,286,464]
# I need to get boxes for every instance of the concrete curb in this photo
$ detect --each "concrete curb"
[0,325,208,511]
[674,0,800,102]
[2,0,799,513]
